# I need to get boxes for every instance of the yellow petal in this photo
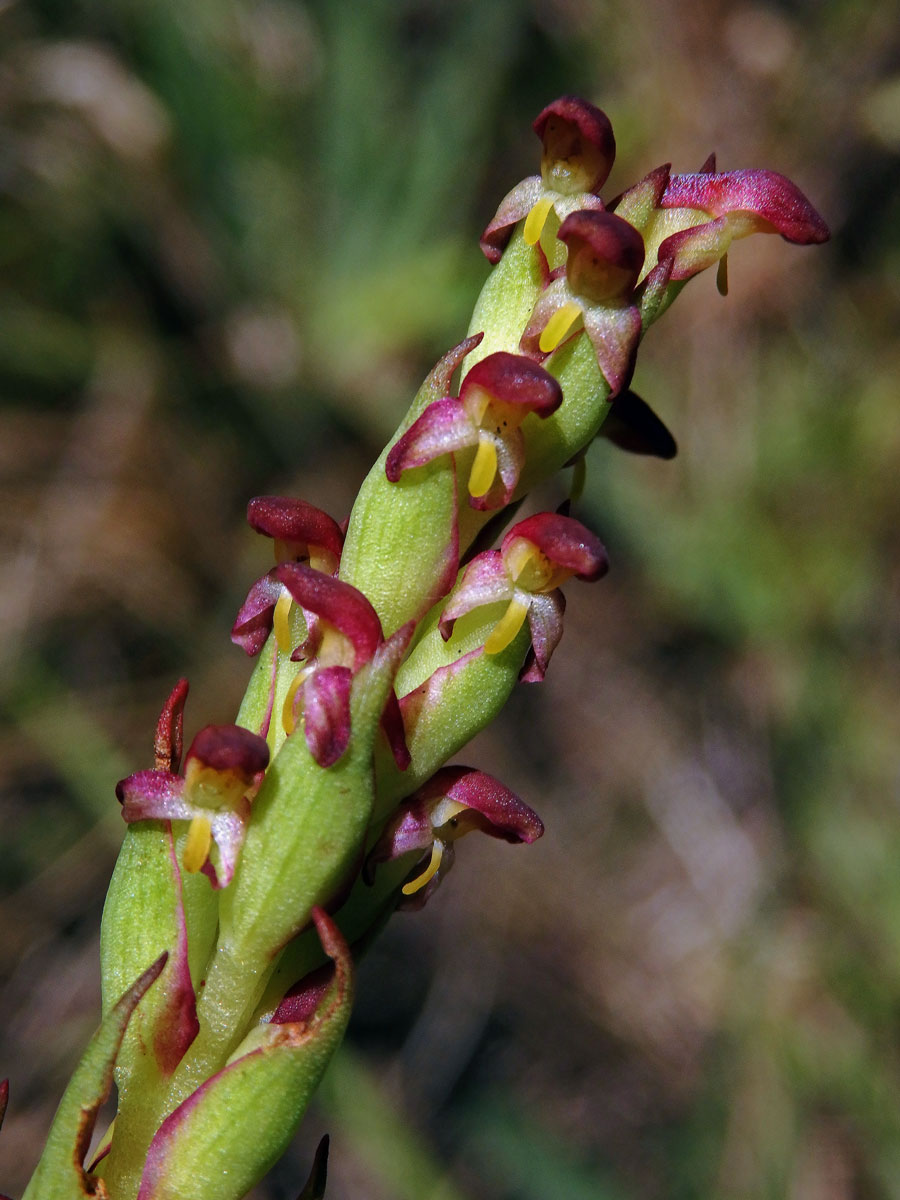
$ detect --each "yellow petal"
[539,300,583,354]
[272,587,294,655]
[468,436,498,499]
[484,597,530,655]
[401,840,445,896]
[183,815,212,874]
[523,195,555,246]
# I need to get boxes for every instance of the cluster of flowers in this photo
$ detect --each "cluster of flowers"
[13,98,827,1200]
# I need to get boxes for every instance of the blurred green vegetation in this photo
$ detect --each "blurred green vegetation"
[2,0,900,1197]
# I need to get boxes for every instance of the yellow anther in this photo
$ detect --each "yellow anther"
[401,839,445,896]
[183,815,212,874]
[281,666,313,735]
[523,195,555,246]
[539,300,583,354]
[272,587,295,655]
[716,252,729,296]
[484,597,530,655]
[468,436,498,499]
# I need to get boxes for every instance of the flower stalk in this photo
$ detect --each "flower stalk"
[9,95,828,1199]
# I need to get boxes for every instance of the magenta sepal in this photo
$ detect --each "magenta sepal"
[659,169,830,245]
[519,592,565,683]
[480,95,616,263]
[276,564,382,669]
[303,666,353,770]
[385,397,475,480]
[612,162,829,287]
[439,552,508,635]
[246,496,344,566]
[480,176,544,264]
[137,912,351,1200]
[232,571,284,656]
[506,512,609,581]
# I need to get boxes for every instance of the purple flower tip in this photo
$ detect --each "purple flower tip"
[533,95,616,194]
[660,169,830,245]
[502,512,609,583]
[247,496,344,568]
[276,563,383,669]
[422,766,545,844]
[460,352,563,419]
[558,210,645,303]
[184,725,270,780]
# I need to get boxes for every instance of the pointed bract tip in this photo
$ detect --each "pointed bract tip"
[461,352,562,418]
[599,390,678,459]
[297,1135,330,1200]
[154,677,190,773]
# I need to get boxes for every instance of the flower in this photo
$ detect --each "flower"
[520,209,646,398]
[480,96,616,265]
[612,156,830,292]
[366,766,544,905]
[440,511,608,681]
[117,685,270,888]
[385,352,562,510]
[231,497,345,657]
[275,563,410,769]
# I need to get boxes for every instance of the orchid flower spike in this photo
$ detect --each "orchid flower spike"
[366,766,544,905]
[521,209,646,398]
[117,683,270,888]
[440,511,608,681]
[232,497,345,657]
[276,563,410,770]
[385,352,562,510]
[481,96,616,265]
